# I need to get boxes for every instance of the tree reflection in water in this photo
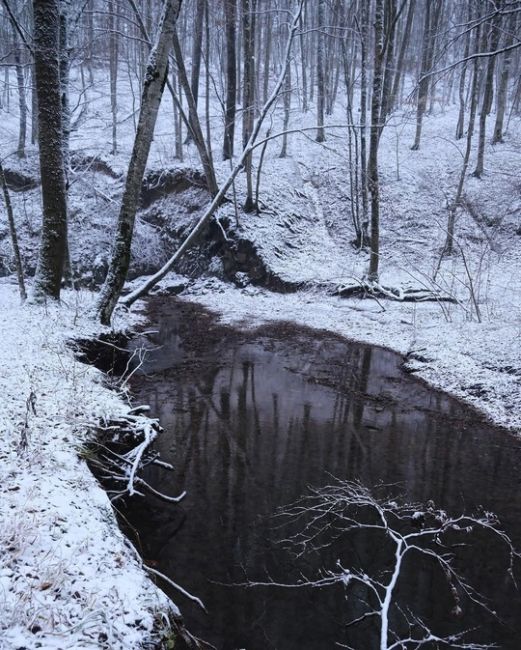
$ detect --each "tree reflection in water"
[119,300,521,650]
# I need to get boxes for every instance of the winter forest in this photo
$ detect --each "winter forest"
[1,0,521,648]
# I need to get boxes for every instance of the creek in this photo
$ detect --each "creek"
[105,298,521,649]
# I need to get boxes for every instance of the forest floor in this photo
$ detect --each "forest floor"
[0,285,177,649]
[0,69,520,648]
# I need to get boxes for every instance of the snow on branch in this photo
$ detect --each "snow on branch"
[90,412,185,504]
[238,480,519,650]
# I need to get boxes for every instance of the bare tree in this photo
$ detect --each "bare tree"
[172,30,219,196]
[242,480,518,650]
[443,16,483,258]
[31,0,68,301]
[96,0,182,324]
[473,5,502,178]
[121,0,305,308]
[455,2,472,140]
[315,0,326,142]
[411,0,441,150]
[0,157,26,300]
[223,0,237,160]
[108,0,119,154]
[184,0,204,144]
[242,0,257,212]
[389,0,415,112]
[368,0,385,281]
[13,30,26,158]
[493,10,516,144]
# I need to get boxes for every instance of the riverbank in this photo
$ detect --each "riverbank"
[179,278,521,432]
[0,273,519,648]
[0,281,176,650]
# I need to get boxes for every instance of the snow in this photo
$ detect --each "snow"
[181,276,521,432]
[1,53,520,648]
[0,283,175,650]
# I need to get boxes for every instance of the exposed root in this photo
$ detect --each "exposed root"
[90,412,184,503]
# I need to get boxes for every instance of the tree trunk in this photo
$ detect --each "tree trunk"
[0,158,26,301]
[473,6,502,178]
[32,0,68,301]
[368,0,384,280]
[108,0,118,154]
[316,0,326,142]
[223,0,237,160]
[359,0,369,240]
[443,21,482,256]
[455,3,472,140]
[59,1,71,176]
[299,7,307,112]
[411,0,433,150]
[13,32,27,159]
[242,0,256,211]
[96,0,182,324]
[279,51,291,158]
[379,0,397,127]
[172,31,219,196]
[263,11,272,105]
[492,12,514,144]
[184,0,204,144]
[389,0,414,112]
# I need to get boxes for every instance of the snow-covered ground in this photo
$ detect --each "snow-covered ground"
[1,63,520,648]
[0,283,176,649]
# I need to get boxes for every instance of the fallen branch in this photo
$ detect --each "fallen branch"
[334,280,458,303]
[145,565,207,612]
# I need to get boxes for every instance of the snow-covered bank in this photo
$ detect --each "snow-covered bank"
[0,282,175,650]
[179,279,521,432]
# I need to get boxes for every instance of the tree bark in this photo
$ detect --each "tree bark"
[316,0,326,142]
[492,11,514,143]
[13,31,27,159]
[473,5,502,177]
[389,0,414,112]
[0,158,26,301]
[172,31,219,196]
[184,0,204,144]
[108,0,119,154]
[242,0,256,211]
[96,0,182,324]
[32,0,68,301]
[368,0,384,281]
[223,0,237,160]
[121,0,304,308]
[411,0,435,150]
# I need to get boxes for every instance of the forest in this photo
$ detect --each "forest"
[1,0,521,648]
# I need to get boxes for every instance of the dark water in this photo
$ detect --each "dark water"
[118,298,521,649]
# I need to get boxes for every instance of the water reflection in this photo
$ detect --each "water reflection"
[122,300,521,649]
